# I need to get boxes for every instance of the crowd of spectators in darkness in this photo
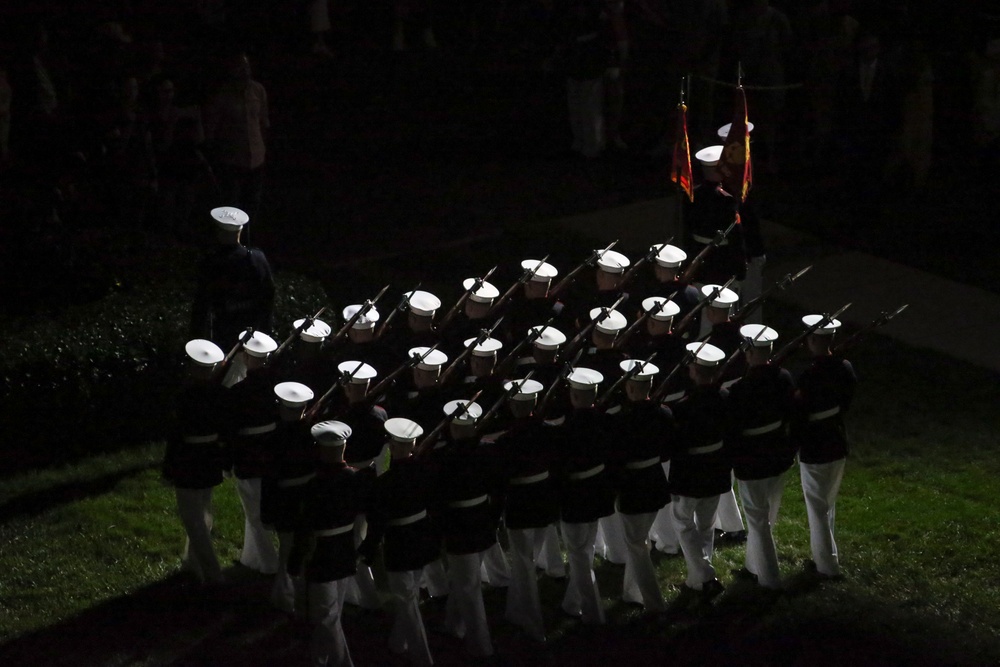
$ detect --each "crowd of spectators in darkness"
[0,2,998,308]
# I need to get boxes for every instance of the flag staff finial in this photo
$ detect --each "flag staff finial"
[679,76,686,105]
[737,61,743,87]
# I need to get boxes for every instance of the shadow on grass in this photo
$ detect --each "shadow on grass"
[2,559,997,667]
[0,463,159,524]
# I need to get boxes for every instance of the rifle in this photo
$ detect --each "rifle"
[476,371,537,433]
[272,306,327,358]
[363,342,441,406]
[221,327,255,368]
[536,346,585,417]
[488,255,550,318]
[328,284,390,346]
[672,276,736,338]
[415,389,485,456]
[438,316,504,386]
[716,322,771,381]
[549,239,619,298]
[613,293,675,351]
[303,360,367,422]
[375,283,421,340]
[832,304,908,354]
[563,292,628,358]
[680,218,737,284]
[731,265,811,324]
[618,239,672,291]
[770,303,852,366]
[595,352,657,408]
[436,266,499,334]
[494,316,556,378]
[650,340,708,403]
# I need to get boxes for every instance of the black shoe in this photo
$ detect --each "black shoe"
[732,567,758,583]
[803,559,844,582]
[717,530,747,544]
[700,578,725,603]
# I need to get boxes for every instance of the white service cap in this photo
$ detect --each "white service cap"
[641,296,681,321]
[405,290,442,317]
[342,304,380,329]
[242,331,277,358]
[521,258,558,282]
[717,121,755,140]
[589,307,627,335]
[185,339,224,366]
[409,346,449,370]
[443,399,483,424]
[293,318,332,343]
[337,360,377,383]
[210,206,249,230]
[567,367,604,390]
[530,325,566,349]
[274,381,314,407]
[385,417,424,442]
[503,378,544,400]
[701,284,739,309]
[802,314,841,335]
[619,358,660,381]
[462,278,500,303]
[311,420,352,446]
[686,342,726,367]
[695,145,724,166]
[652,243,687,268]
[596,249,631,274]
[739,324,779,347]
[464,336,503,357]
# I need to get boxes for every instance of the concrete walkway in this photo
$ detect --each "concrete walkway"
[545,196,1000,373]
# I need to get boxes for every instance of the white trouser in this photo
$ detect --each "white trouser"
[234,477,278,574]
[481,539,511,588]
[595,512,628,565]
[420,558,449,598]
[272,531,298,613]
[713,475,746,533]
[387,570,433,666]
[621,512,665,611]
[800,459,846,577]
[505,527,546,642]
[445,551,494,657]
[671,494,720,589]
[533,523,566,577]
[741,255,766,325]
[649,462,680,553]
[308,578,354,667]
[344,514,381,609]
[567,77,605,158]
[738,474,786,589]
[560,520,605,625]
[176,487,223,583]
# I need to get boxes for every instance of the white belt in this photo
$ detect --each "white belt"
[543,416,566,426]
[567,464,604,481]
[661,390,686,404]
[693,234,728,246]
[741,421,782,437]
[449,494,488,509]
[348,458,376,469]
[510,471,549,485]
[688,441,723,455]
[721,378,741,390]
[808,406,841,422]
[314,524,354,537]
[182,434,218,444]
[278,472,316,488]
[624,456,661,470]
[387,510,427,526]
[237,423,276,436]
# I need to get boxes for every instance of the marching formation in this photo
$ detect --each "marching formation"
[166,176,911,665]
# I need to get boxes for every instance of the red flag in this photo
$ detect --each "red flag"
[671,103,694,203]
[719,86,752,202]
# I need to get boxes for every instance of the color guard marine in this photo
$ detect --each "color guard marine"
[684,146,748,288]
